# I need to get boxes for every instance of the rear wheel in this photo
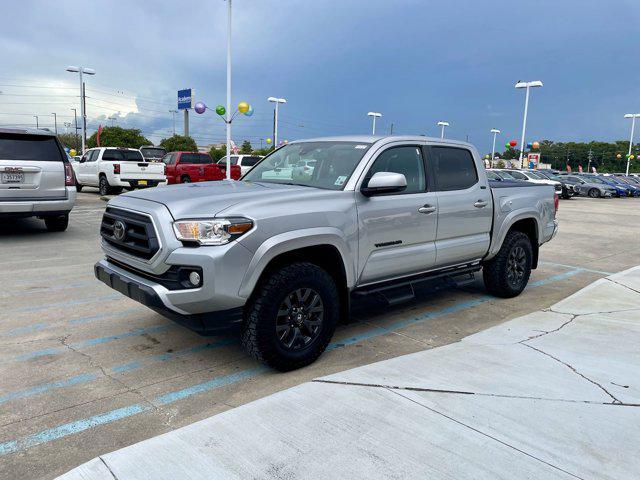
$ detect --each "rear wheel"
[588,188,600,198]
[483,231,533,298]
[44,214,69,232]
[99,175,112,196]
[241,262,339,371]
[181,175,191,183]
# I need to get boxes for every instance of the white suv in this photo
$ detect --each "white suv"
[218,155,263,176]
[74,147,166,195]
[0,128,76,231]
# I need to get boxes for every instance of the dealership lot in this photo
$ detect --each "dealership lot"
[0,194,638,479]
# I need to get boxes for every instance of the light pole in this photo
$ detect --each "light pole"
[71,108,79,146]
[169,109,178,135]
[437,121,449,139]
[624,113,640,175]
[367,112,381,135]
[34,115,39,129]
[51,113,58,134]
[490,128,501,162]
[515,80,543,168]
[268,97,287,148]
[66,66,95,154]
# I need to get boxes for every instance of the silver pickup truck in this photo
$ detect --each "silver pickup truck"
[95,136,558,370]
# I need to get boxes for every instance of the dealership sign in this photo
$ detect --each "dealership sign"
[178,89,194,110]
[528,153,541,169]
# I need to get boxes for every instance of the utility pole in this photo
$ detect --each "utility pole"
[389,123,394,135]
[51,113,57,135]
[82,82,87,150]
[34,115,39,129]
[71,108,79,147]
[169,109,177,135]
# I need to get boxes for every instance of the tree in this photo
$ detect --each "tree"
[159,134,198,153]
[57,133,81,152]
[209,145,226,161]
[252,147,272,156]
[86,126,150,149]
[240,140,252,154]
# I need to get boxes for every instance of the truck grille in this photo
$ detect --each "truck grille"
[100,207,160,260]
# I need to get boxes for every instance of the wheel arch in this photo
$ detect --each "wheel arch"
[486,213,541,268]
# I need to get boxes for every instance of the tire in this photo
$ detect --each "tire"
[44,214,69,232]
[241,262,339,371]
[111,187,123,195]
[181,175,191,183]
[588,188,600,198]
[483,231,533,298]
[99,175,112,196]
[75,182,83,192]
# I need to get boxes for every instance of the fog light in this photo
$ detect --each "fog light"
[189,271,201,286]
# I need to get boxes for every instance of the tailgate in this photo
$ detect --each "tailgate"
[119,162,165,180]
[0,133,67,200]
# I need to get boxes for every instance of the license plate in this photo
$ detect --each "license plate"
[2,172,24,183]
[138,180,148,186]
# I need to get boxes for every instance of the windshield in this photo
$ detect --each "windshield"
[495,170,516,179]
[242,141,372,189]
[140,147,166,158]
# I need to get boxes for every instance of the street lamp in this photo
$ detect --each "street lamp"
[51,113,58,134]
[367,112,382,135]
[66,66,95,154]
[490,128,501,162]
[437,121,450,139]
[268,97,287,147]
[169,109,178,135]
[624,113,640,176]
[515,80,543,168]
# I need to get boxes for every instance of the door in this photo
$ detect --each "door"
[356,145,438,284]
[430,146,492,267]
[84,149,100,185]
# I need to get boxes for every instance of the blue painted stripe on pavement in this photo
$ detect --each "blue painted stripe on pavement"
[0,281,95,300]
[0,373,98,405]
[539,261,613,276]
[529,269,583,287]
[5,293,121,314]
[0,267,603,455]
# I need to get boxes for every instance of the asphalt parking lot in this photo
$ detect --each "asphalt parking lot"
[1,192,638,480]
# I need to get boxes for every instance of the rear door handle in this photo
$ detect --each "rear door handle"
[418,205,436,214]
[474,200,488,208]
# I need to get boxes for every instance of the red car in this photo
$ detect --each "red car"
[162,151,241,184]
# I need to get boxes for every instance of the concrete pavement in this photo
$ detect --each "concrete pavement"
[58,266,640,480]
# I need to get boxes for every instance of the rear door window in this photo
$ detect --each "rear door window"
[101,150,123,161]
[0,133,63,161]
[241,156,261,166]
[431,147,478,191]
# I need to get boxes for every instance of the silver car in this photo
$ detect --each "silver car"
[560,174,615,198]
[0,128,76,231]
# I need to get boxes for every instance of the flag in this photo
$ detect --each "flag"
[97,125,103,147]
[578,165,583,173]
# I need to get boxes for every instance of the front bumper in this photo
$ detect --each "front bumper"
[95,259,244,334]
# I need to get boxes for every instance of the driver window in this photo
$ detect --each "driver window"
[88,150,98,162]
[363,146,426,194]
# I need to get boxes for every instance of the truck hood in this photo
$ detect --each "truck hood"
[121,180,314,219]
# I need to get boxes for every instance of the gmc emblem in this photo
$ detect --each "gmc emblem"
[5,167,23,172]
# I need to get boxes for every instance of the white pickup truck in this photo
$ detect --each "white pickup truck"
[73,147,166,195]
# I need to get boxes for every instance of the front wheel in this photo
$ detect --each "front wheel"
[241,262,339,371]
[588,188,600,198]
[483,231,533,298]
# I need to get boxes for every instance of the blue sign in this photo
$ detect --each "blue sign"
[178,88,193,110]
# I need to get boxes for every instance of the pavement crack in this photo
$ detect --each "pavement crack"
[519,313,577,342]
[605,277,640,296]
[520,343,622,404]
[99,457,119,480]
[388,388,585,480]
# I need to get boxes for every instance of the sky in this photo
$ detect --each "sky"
[1,0,639,154]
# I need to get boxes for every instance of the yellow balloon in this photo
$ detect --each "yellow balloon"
[266,138,272,144]
[69,149,77,157]
[237,102,250,114]
[631,155,636,160]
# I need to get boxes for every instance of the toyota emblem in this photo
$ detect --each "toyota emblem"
[113,220,126,241]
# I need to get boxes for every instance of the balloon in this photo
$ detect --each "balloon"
[505,142,511,148]
[617,153,622,159]
[631,155,636,160]
[509,140,517,147]
[484,154,490,159]
[237,101,250,114]
[215,105,226,116]
[266,138,272,144]
[526,143,533,149]
[69,149,77,157]
[194,102,207,114]
[244,105,254,117]
[532,141,540,150]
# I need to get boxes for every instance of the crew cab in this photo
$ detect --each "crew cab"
[73,147,166,195]
[0,128,76,231]
[140,145,167,163]
[163,152,241,184]
[95,136,558,371]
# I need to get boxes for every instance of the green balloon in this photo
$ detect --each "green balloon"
[505,142,511,148]
[215,105,226,116]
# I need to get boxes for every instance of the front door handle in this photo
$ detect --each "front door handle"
[418,204,436,214]
[474,200,488,208]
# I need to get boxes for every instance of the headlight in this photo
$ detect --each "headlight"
[173,218,253,245]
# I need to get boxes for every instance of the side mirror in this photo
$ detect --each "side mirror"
[79,157,86,163]
[361,171,407,197]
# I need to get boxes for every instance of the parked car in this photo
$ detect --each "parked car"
[95,135,558,371]
[164,152,241,184]
[606,175,640,196]
[490,169,521,181]
[580,174,630,197]
[139,145,167,163]
[535,170,575,199]
[217,154,263,176]
[73,147,166,196]
[559,174,616,198]
[501,169,563,195]
[0,127,76,231]
[485,170,503,181]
